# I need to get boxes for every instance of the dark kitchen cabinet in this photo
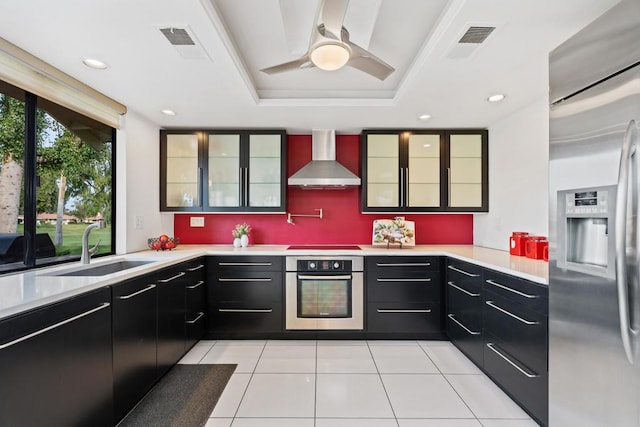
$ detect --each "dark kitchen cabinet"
[207,256,284,337]
[0,287,113,427]
[160,129,287,213]
[112,274,158,422]
[184,259,207,350]
[446,259,484,367]
[361,129,488,212]
[482,269,548,427]
[366,256,444,338]
[156,265,188,377]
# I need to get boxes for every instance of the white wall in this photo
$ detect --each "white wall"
[115,110,173,254]
[474,97,549,251]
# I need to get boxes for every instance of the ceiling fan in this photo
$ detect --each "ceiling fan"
[260,0,395,81]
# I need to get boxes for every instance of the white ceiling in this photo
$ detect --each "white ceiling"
[0,0,620,133]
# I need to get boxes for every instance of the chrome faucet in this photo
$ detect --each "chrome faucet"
[81,220,105,264]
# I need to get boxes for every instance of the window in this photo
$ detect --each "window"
[0,80,115,273]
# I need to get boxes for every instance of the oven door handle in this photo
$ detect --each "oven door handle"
[297,274,352,280]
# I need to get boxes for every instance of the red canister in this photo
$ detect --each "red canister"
[509,232,530,256]
[525,236,548,260]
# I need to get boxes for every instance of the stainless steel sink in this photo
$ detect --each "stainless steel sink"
[48,260,154,277]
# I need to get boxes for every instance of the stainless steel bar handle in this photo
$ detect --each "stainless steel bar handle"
[219,262,272,267]
[615,119,639,364]
[244,168,249,206]
[405,168,409,206]
[377,278,431,282]
[0,302,110,350]
[485,301,539,325]
[187,264,204,272]
[219,309,273,313]
[447,167,452,206]
[376,263,431,267]
[486,343,539,378]
[485,279,537,299]
[186,280,204,289]
[298,275,352,280]
[447,265,480,277]
[198,167,203,207]
[377,309,431,313]
[218,278,272,282]
[158,272,186,283]
[118,284,156,300]
[447,314,481,335]
[447,281,480,297]
[185,312,205,324]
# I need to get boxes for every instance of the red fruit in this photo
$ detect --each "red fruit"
[159,234,169,243]
[151,240,162,250]
[165,240,176,250]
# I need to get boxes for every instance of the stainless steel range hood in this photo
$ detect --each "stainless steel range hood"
[288,129,361,188]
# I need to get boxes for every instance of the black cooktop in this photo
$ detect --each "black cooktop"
[287,245,361,250]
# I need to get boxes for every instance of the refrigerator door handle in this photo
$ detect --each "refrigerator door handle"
[615,119,638,365]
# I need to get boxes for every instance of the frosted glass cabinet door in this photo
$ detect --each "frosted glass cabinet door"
[449,134,484,208]
[408,134,440,207]
[165,134,199,208]
[208,134,241,207]
[366,134,400,207]
[249,134,282,207]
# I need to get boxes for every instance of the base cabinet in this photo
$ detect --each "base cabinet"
[112,276,158,422]
[0,288,113,427]
[207,256,283,338]
[366,256,443,338]
[184,260,207,350]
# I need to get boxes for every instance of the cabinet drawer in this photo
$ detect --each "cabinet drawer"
[447,279,482,326]
[185,310,206,348]
[483,332,548,426]
[368,272,440,302]
[446,315,483,367]
[211,272,283,303]
[211,303,282,334]
[483,270,547,314]
[446,260,483,292]
[209,256,283,272]
[367,256,440,277]
[186,276,206,312]
[483,291,547,374]
[367,302,441,333]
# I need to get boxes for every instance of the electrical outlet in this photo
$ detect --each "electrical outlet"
[190,216,205,227]
[134,215,144,230]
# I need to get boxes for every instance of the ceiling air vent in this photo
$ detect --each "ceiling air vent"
[158,26,211,61]
[458,26,495,44]
[160,28,195,45]
[446,24,498,60]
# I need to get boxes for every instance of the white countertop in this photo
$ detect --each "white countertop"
[0,244,547,321]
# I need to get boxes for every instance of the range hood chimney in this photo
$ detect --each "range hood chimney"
[288,129,361,188]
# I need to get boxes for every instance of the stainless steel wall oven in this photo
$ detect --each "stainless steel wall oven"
[285,256,363,330]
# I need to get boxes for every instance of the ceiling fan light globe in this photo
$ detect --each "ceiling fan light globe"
[310,42,350,71]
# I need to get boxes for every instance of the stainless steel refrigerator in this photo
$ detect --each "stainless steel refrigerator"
[549,0,640,425]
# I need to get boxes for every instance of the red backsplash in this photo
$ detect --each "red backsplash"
[174,134,473,245]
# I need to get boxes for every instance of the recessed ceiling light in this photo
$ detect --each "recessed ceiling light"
[161,109,177,116]
[487,94,506,103]
[82,58,108,70]
[418,114,432,120]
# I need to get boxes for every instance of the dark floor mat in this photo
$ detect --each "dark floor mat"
[119,364,236,427]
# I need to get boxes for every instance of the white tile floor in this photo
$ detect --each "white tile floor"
[178,340,540,427]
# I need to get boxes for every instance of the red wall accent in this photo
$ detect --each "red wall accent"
[174,134,473,245]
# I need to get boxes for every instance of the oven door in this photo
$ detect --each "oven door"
[286,272,363,330]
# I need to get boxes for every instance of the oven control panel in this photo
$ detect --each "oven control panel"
[297,259,352,272]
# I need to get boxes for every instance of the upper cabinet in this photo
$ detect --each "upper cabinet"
[160,130,286,212]
[361,129,488,212]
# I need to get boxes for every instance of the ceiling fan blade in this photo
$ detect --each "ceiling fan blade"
[319,0,349,39]
[346,41,394,81]
[260,55,313,74]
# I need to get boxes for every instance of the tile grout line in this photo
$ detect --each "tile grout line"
[417,343,481,422]
[366,340,400,427]
[227,340,268,425]
[314,339,318,427]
